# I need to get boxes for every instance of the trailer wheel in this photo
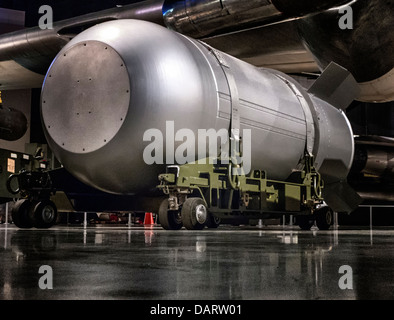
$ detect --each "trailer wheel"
[181,198,207,230]
[297,215,314,230]
[11,199,34,229]
[158,199,183,230]
[30,199,58,229]
[206,213,220,229]
[315,206,333,230]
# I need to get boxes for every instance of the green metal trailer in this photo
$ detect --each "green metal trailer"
[157,155,333,231]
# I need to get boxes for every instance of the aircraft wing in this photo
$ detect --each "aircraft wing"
[0,0,354,90]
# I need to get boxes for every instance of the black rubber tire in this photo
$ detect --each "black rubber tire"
[181,198,207,230]
[31,199,58,229]
[11,199,33,229]
[206,213,221,229]
[158,199,183,230]
[315,206,333,230]
[297,215,314,230]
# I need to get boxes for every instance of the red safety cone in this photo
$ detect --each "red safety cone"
[144,212,155,225]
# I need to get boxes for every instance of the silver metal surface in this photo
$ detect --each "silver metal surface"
[353,145,394,178]
[365,149,394,177]
[163,0,352,38]
[357,188,394,202]
[308,62,360,111]
[163,0,281,38]
[0,0,391,104]
[0,0,164,90]
[312,97,355,184]
[195,204,208,224]
[41,20,355,200]
[202,20,319,73]
[41,41,130,154]
[0,0,321,89]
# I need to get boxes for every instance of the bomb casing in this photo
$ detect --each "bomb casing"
[41,20,355,200]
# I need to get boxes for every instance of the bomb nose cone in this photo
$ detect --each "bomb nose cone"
[41,41,130,154]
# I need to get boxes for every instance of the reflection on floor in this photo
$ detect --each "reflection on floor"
[0,224,393,300]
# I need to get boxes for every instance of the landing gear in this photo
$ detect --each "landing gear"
[11,199,58,229]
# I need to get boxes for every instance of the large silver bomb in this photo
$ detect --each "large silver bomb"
[41,20,354,195]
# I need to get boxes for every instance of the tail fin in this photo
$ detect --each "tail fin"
[323,181,363,214]
[308,62,360,110]
[309,62,362,213]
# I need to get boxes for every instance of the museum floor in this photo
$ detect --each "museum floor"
[1,223,393,300]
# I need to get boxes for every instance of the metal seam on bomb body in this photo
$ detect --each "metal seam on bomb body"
[217,111,306,141]
[274,74,316,157]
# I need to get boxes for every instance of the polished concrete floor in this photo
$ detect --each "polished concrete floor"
[1,223,394,300]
